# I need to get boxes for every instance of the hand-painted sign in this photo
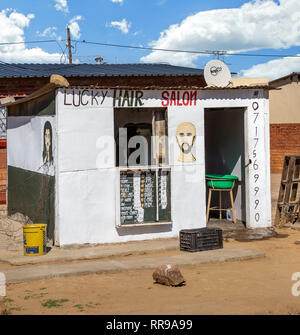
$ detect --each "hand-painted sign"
[161,91,197,107]
[64,89,108,107]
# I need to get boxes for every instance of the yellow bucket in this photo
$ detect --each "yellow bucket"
[23,224,47,256]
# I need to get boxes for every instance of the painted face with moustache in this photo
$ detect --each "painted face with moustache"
[176,122,196,163]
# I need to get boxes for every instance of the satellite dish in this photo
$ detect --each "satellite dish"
[204,59,232,87]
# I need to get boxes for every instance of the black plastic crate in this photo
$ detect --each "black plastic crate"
[179,227,223,252]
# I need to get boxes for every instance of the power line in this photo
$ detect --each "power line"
[1,38,300,60]
[0,40,58,46]
[77,39,300,59]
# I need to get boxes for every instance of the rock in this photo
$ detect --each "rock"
[294,240,300,245]
[8,212,32,224]
[152,264,185,286]
[0,215,26,251]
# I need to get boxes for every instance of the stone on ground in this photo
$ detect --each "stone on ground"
[152,264,185,286]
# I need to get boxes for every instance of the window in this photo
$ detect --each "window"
[114,108,171,225]
[114,108,168,167]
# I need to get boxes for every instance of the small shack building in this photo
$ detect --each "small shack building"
[5,74,272,246]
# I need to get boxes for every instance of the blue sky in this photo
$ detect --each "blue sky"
[0,0,300,80]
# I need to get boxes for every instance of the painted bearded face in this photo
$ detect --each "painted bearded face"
[176,122,196,162]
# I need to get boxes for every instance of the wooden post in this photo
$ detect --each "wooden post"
[67,25,72,64]
[229,189,237,224]
[206,188,212,223]
[219,191,222,220]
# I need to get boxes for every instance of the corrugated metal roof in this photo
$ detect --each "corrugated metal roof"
[0,63,204,78]
[269,72,300,84]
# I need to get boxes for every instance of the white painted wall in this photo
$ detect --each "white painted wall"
[55,88,271,246]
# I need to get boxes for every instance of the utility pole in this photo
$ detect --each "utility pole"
[66,25,72,64]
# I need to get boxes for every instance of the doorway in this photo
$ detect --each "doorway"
[204,108,247,224]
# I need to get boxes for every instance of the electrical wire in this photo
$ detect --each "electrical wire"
[1,38,300,59]
[77,39,300,59]
[0,40,57,46]
[0,37,300,72]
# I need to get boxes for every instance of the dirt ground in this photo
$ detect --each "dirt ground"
[1,226,300,315]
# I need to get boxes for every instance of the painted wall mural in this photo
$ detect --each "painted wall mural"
[42,120,54,175]
[7,116,55,176]
[176,122,196,163]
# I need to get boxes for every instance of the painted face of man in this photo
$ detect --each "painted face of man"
[176,123,196,153]
[176,122,196,162]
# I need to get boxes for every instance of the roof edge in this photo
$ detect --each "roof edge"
[270,72,300,84]
[3,74,69,107]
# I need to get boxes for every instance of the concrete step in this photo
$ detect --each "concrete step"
[1,247,265,284]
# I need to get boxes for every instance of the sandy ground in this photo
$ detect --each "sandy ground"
[1,173,298,315]
[1,226,300,315]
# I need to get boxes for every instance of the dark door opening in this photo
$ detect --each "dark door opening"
[204,108,246,224]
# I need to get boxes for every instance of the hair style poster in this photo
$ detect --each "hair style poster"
[7,116,55,176]
[41,120,54,175]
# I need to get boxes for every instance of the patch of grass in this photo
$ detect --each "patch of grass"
[41,298,69,309]
[73,304,85,312]
[2,297,13,303]
[85,302,101,308]
[39,287,47,290]
[24,292,48,300]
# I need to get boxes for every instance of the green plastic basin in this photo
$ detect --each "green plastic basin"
[205,174,239,189]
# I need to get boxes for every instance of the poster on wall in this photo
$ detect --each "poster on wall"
[7,116,55,176]
[119,169,171,225]
[41,120,55,175]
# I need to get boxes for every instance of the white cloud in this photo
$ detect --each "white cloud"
[69,16,83,39]
[37,26,57,38]
[240,55,300,80]
[0,9,62,63]
[106,18,131,34]
[54,0,69,13]
[111,0,124,3]
[141,0,300,66]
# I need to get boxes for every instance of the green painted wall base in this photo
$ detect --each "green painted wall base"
[7,165,55,242]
